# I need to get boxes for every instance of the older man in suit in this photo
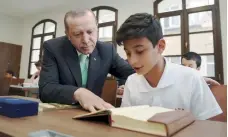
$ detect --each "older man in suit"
[39,9,134,112]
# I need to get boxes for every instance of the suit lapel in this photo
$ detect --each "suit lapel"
[87,48,100,90]
[64,39,82,86]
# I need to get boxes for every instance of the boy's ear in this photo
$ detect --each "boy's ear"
[157,39,166,54]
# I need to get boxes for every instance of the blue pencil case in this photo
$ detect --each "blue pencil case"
[0,97,38,118]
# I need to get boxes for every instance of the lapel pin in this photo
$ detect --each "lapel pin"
[94,58,96,61]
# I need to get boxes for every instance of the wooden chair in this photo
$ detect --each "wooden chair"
[101,78,118,107]
[0,78,25,96]
[0,77,12,96]
[209,85,227,122]
[10,78,24,85]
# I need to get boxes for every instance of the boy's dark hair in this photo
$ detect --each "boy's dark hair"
[6,70,15,76]
[182,52,202,68]
[35,60,42,67]
[116,13,163,47]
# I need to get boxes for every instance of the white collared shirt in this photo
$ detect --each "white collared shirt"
[121,61,222,120]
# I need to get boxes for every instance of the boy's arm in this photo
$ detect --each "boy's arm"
[120,80,132,107]
[190,74,222,120]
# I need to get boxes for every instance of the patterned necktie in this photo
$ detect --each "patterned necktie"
[79,54,88,87]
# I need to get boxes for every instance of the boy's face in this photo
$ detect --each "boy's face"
[181,58,200,70]
[5,73,12,78]
[123,37,165,75]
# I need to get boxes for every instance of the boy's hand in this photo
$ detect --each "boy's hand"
[117,85,124,95]
[204,77,220,86]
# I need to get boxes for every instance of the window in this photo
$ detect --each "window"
[154,0,224,83]
[92,6,118,78]
[161,5,181,29]
[92,6,118,47]
[28,19,57,77]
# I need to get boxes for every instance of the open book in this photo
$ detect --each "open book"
[73,105,195,137]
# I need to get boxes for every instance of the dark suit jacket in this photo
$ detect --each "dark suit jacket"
[39,36,134,104]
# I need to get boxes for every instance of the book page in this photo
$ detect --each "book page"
[110,106,173,121]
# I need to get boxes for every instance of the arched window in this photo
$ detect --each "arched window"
[92,6,118,48]
[28,19,57,77]
[154,0,224,83]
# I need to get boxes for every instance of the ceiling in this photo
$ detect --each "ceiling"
[0,0,77,18]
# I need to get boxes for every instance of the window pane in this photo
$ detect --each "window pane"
[186,0,214,9]
[189,32,214,54]
[165,56,181,64]
[99,26,113,41]
[163,36,181,55]
[33,23,44,35]
[44,35,53,42]
[44,22,55,33]
[32,37,41,49]
[189,11,212,32]
[158,0,182,13]
[30,63,37,75]
[31,50,40,62]
[199,55,215,77]
[160,16,181,35]
[99,10,115,23]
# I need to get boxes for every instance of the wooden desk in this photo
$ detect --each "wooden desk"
[9,85,38,97]
[0,106,226,137]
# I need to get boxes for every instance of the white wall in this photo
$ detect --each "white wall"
[19,0,154,78]
[219,0,227,84]
[0,13,23,45]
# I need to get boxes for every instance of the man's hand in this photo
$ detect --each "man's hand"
[35,71,40,76]
[74,88,114,112]
[204,77,220,86]
[117,85,124,95]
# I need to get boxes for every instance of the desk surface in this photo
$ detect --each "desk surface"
[10,85,38,89]
[0,97,227,137]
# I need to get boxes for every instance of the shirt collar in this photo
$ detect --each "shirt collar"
[76,50,90,57]
[139,58,176,92]
[156,58,175,88]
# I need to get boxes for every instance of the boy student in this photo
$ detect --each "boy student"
[116,13,222,120]
[5,70,16,79]
[181,52,220,85]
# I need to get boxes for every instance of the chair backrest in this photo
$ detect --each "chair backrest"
[0,78,25,96]
[209,85,227,122]
[0,77,12,96]
[101,78,118,107]
[10,78,24,85]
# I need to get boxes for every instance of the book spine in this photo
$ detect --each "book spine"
[108,115,113,126]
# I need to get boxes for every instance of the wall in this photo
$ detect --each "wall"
[19,0,154,78]
[0,13,23,45]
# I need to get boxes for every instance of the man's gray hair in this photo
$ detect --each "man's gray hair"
[64,9,96,31]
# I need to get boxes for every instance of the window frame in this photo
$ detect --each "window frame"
[154,0,224,83]
[92,6,118,48]
[28,19,57,78]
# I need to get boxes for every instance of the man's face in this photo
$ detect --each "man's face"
[65,12,98,55]
[181,58,199,70]
[123,37,165,75]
